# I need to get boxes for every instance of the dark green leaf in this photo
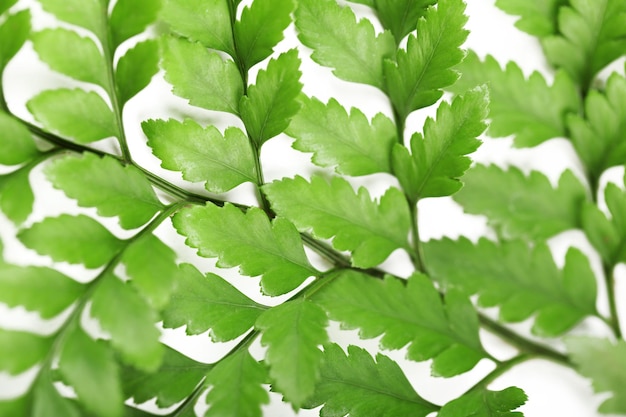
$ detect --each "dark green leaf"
[116,39,159,106]
[439,386,527,417]
[391,88,488,201]
[173,203,317,296]
[18,214,125,268]
[234,0,294,70]
[495,0,568,36]
[0,9,30,73]
[295,0,395,90]
[110,0,161,48]
[0,164,35,224]
[424,238,599,336]
[161,36,243,115]
[305,344,437,417]
[0,329,51,374]
[264,176,411,268]
[0,0,18,15]
[287,96,396,176]
[256,299,328,407]
[454,165,588,240]
[0,396,28,417]
[384,0,468,118]
[27,89,117,143]
[142,119,257,193]
[33,375,81,417]
[45,153,163,229]
[313,271,486,376]
[37,0,104,40]
[0,111,38,165]
[162,263,267,342]
[374,0,436,44]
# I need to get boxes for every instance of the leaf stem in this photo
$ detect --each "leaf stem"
[463,354,531,396]
[603,263,623,338]
[409,200,426,273]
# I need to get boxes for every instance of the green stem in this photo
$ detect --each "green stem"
[0,83,9,112]
[463,354,531,396]
[603,263,623,338]
[409,200,426,273]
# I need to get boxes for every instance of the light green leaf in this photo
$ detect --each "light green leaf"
[391,88,488,202]
[0,0,18,15]
[173,203,317,296]
[160,0,235,56]
[374,0,436,44]
[32,29,107,87]
[142,119,257,193]
[566,337,626,414]
[0,164,35,224]
[295,0,395,90]
[313,271,486,376]
[568,72,626,181]
[32,375,81,417]
[116,39,159,106]
[27,89,117,143]
[161,36,243,115]
[0,9,30,74]
[454,165,588,240]
[495,0,568,36]
[449,52,581,147]
[424,238,599,336]
[37,0,104,40]
[439,386,528,417]
[256,299,328,407]
[234,0,294,71]
[110,0,161,48]
[122,233,179,310]
[264,176,411,268]
[18,214,125,268]
[240,49,302,145]
[0,329,51,374]
[59,325,123,417]
[542,0,626,86]
[91,274,162,372]
[304,344,437,417]
[204,349,269,417]
[45,153,163,229]
[0,396,29,417]
[162,263,267,342]
[287,96,396,176]
[0,258,84,318]
[121,345,208,409]
[384,0,468,118]
[0,111,38,165]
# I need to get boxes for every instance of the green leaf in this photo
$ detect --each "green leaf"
[160,0,235,56]
[32,29,107,87]
[287,96,396,176]
[495,0,568,36]
[109,0,161,48]
[37,0,104,40]
[204,350,269,417]
[18,214,124,268]
[449,52,581,147]
[294,0,395,90]
[424,238,599,336]
[173,203,317,296]
[240,49,303,145]
[313,271,486,376]
[568,72,626,180]
[391,88,488,202]
[0,111,38,165]
[27,89,117,143]
[0,164,35,224]
[384,0,468,118]
[256,299,328,407]
[0,329,51,374]
[454,165,588,240]
[142,119,257,193]
[439,386,528,417]
[121,345,208,408]
[45,153,163,229]
[0,396,29,417]
[161,36,243,115]
[305,344,437,417]
[32,375,81,417]
[566,337,626,414]
[264,176,411,268]
[162,263,266,341]
[0,0,18,15]
[116,39,160,106]
[374,0,436,44]
[0,9,30,74]
[234,0,294,71]
[122,233,179,310]
[91,274,162,372]
[542,0,626,86]
[0,260,84,318]
[59,325,123,417]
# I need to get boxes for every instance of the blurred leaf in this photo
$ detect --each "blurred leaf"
[116,39,159,106]
[439,386,528,417]
[110,0,161,47]
[0,9,30,74]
